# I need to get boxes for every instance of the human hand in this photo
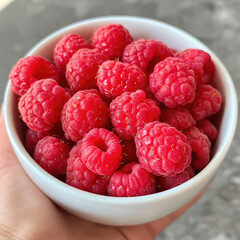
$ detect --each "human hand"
[0,105,210,240]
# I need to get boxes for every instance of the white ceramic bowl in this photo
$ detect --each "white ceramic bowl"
[4,16,238,226]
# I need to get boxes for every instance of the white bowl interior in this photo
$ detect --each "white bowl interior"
[4,16,238,226]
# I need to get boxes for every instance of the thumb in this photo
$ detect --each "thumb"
[0,104,25,178]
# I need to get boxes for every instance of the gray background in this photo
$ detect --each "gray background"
[0,0,240,239]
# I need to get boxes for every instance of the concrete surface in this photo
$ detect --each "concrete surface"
[0,0,240,239]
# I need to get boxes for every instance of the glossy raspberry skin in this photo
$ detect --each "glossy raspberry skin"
[81,128,122,176]
[53,33,91,73]
[160,106,196,130]
[135,121,192,176]
[184,127,211,170]
[176,48,215,85]
[110,90,161,140]
[189,84,222,121]
[149,57,196,108]
[10,55,60,96]
[107,162,156,197]
[61,90,109,142]
[66,48,108,92]
[19,79,70,133]
[97,60,147,98]
[91,24,133,59]
[121,139,138,164]
[122,39,173,73]
[66,141,109,195]
[197,119,218,142]
[34,136,71,177]
[25,128,52,156]
[157,166,195,191]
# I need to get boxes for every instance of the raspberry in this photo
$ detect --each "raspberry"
[61,90,109,142]
[97,60,147,98]
[19,79,70,133]
[66,141,109,195]
[176,48,215,85]
[184,127,211,170]
[197,119,218,142]
[149,57,196,108]
[121,139,138,164]
[10,55,60,96]
[34,136,71,177]
[53,33,91,74]
[157,166,195,191]
[81,128,122,176]
[189,84,222,121]
[107,162,156,197]
[110,90,160,140]
[91,24,133,59]
[160,106,196,130]
[135,121,192,176]
[66,48,108,92]
[122,39,173,73]
[25,128,52,156]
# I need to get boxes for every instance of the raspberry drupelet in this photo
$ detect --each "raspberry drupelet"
[135,121,192,176]
[97,60,147,98]
[61,90,110,142]
[34,136,71,177]
[189,84,222,121]
[196,118,218,142]
[81,128,122,176]
[66,48,109,92]
[184,127,211,170]
[149,57,196,108]
[110,90,161,140]
[18,79,70,133]
[53,33,91,74]
[66,140,109,195]
[10,55,60,96]
[107,162,156,197]
[160,106,196,131]
[157,166,195,191]
[91,24,133,59]
[122,39,173,73]
[176,48,215,85]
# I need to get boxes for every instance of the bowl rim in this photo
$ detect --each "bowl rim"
[4,15,238,205]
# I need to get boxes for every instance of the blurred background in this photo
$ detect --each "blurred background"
[0,0,240,239]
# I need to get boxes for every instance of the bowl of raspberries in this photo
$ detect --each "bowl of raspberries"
[4,16,238,226]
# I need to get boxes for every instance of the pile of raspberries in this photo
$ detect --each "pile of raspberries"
[9,23,222,197]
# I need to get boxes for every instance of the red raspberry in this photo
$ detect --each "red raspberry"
[157,166,195,191]
[135,121,192,176]
[189,84,222,121]
[176,48,215,85]
[160,106,196,130]
[97,60,147,98]
[184,127,211,170]
[149,57,196,108]
[66,48,108,92]
[81,128,122,176]
[91,24,133,59]
[122,39,173,73]
[25,128,52,156]
[10,55,60,96]
[110,90,161,140]
[53,33,91,74]
[34,136,71,177]
[61,90,109,142]
[197,119,218,142]
[66,141,109,195]
[19,79,70,133]
[107,162,156,197]
[121,139,138,164]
